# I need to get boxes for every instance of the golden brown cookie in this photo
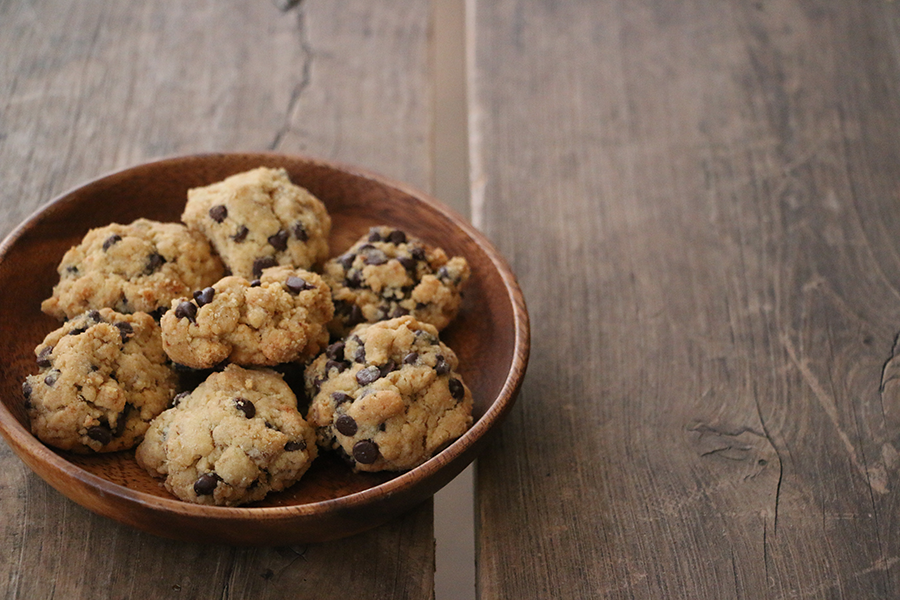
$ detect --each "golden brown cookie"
[41,219,225,320]
[182,167,331,279]
[22,309,177,453]
[136,364,318,506]
[305,316,473,472]
[160,266,333,369]
[323,226,470,337]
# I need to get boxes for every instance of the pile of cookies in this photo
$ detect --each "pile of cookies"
[22,167,473,507]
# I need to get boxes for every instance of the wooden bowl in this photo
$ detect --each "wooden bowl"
[0,153,529,545]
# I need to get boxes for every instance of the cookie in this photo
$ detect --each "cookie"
[322,226,470,337]
[41,219,225,321]
[305,316,473,472]
[135,364,318,506]
[182,167,331,279]
[160,266,334,369]
[22,309,178,453]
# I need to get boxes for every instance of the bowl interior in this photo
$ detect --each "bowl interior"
[0,153,521,512]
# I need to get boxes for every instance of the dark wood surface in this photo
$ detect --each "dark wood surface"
[471,0,900,598]
[0,1,439,598]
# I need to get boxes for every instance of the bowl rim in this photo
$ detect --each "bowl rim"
[0,151,530,521]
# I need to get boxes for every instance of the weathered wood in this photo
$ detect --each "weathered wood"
[470,0,900,597]
[0,1,435,598]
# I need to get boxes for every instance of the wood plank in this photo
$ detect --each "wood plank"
[470,0,900,597]
[0,1,435,598]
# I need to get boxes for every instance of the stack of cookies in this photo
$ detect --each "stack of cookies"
[22,167,473,506]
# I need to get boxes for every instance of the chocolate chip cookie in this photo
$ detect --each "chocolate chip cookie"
[22,309,178,453]
[160,266,334,369]
[41,219,225,321]
[323,226,470,337]
[181,167,331,279]
[136,364,318,506]
[305,315,473,472]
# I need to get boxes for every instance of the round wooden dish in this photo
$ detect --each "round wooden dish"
[0,153,529,545]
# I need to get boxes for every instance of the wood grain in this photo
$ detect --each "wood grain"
[470,0,900,597]
[0,1,436,597]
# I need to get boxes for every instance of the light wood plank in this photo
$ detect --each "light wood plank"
[470,0,900,597]
[0,1,435,598]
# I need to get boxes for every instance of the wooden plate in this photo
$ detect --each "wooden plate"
[0,153,529,545]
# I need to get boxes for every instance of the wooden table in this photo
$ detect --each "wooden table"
[3,1,900,598]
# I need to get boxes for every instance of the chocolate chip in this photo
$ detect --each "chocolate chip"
[388,230,407,245]
[194,473,220,495]
[353,343,366,364]
[449,378,465,400]
[402,352,418,365]
[103,234,121,251]
[356,366,381,385]
[174,301,197,322]
[250,279,261,287]
[285,439,307,452]
[170,391,189,408]
[209,205,228,223]
[332,391,352,405]
[410,247,425,260]
[65,265,79,275]
[253,257,277,277]
[389,306,409,319]
[114,321,133,343]
[312,377,323,394]
[379,360,396,378]
[22,381,32,399]
[44,371,59,387]
[115,405,132,436]
[37,346,53,368]
[364,249,388,266]
[368,229,383,242]
[346,271,363,288]
[68,325,89,336]
[337,253,355,270]
[326,341,345,361]
[335,414,358,436]
[194,286,215,307]
[285,276,313,294]
[435,355,450,375]
[353,440,379,464]
[326,359,347,373]
[86,425,112,445]
[397,256,416,271]
[145,252,165,274]
[292,222,308,241]
[234,398,256,419]
[347,304,364,327]
[231,225,249,242]
[379,423,386,432]
[268,229,289,251]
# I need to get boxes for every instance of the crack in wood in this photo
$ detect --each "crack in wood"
[782,332,888,495]
[269,4,313,151]
[271,0,303,12]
